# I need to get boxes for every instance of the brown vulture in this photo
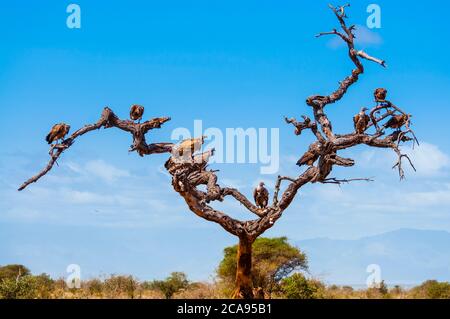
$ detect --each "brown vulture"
[374,88,387,104]
[130,104,144,122]
[175,136,207,157]
[193,148,215,168]
[297,142,321,166]
[384,114,410,130]
[46,123,70,145]
[253,182,269,209]
[353,107,370,134]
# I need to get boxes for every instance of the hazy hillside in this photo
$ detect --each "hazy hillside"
[298,229,450,287]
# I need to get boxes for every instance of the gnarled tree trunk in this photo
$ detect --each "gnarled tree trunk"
[19,4,417,301]
[232,236,255,299]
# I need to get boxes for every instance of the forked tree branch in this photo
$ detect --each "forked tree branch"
[17,4,418,299]
[163,3,417,242]
[18,107,173,191]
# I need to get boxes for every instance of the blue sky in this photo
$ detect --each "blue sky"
[1,0,450,284]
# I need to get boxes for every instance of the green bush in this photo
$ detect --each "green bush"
[103,275,139,299]
[0,276,38,299]
[84,279,103,297]
[217,237,308,294]
[0,264,30,281]
[280,273,324,299]
[145,272,190,299]
[34,274,54,299]
[411,280,450,299]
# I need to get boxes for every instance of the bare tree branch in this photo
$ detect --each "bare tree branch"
[18,107,173,191]
[321,177,374,184]
[17,4,418,300]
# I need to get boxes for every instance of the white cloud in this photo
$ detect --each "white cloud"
[221,178,246,189]
[357,142,449,177]
[354,25,383,46]
[61,189,115,205]
[327,25,382,49]
[402,185,450,207]
[404,142,450,177]
[66,159,130,183]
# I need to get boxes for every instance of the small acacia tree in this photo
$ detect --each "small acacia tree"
[218,237,307,297]
[19,5,417,299]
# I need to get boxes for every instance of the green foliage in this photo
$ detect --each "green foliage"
[217,237,308,291]
[0,275,38,299]
[0,264,30,281]
[280,273,324,299]
[83,279,104,297]
[0,266,54,299]
[33,273,54,299]
[103,275,139,299]
[145,272,190,299]
[411,280,450,299]
[379,280,389,295]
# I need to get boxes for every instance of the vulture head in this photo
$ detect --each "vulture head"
[374,88,388,102]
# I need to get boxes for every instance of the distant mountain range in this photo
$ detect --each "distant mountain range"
[297,229,450,287]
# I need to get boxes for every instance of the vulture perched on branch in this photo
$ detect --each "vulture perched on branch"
[353,107,370,134]
[193,148,215,168]
[374,88,387,104]
[130,104,144,122]
[297,142,321,167]
[174,136,207,157]
[45,123,70,145]
[384,114,410,130]
[253,182,269,209]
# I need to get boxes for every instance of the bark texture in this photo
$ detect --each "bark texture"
[232,236,255,299]
[163,4,418,298]
[19,4,418,299]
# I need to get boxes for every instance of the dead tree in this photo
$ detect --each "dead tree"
[19,4,417,299]
[163,4,417,299]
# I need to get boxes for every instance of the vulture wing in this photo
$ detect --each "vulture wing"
[385,115,401,129]
[297,145,320,166]
[46,124,62,144]
[353,114,360,131]
[261,187,269,207]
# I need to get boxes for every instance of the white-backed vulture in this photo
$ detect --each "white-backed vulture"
[385,114,410,130]
[130,104,144,122]
[374,88,387,103]
[46,123,70,145]
[253,182,269,209]
[353,107,370,134]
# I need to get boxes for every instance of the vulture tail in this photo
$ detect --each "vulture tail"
[46,133,53,144]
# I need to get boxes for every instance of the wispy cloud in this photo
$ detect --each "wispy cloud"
[327,25,382,49]
[356,142,449,177]
[66,159,130,183]
[404,142,450,177]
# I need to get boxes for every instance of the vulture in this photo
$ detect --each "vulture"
[353,107,370,134]
[175,136,207,157]
[384,114,410,130]
[297,142,321,167]
[253,182,269,209]
[130,104,144,122]
[46,123,70,145]
[374,88,387,104]
[193,148,215,168]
